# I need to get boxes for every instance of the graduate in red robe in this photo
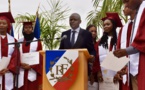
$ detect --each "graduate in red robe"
[114,0,145,90]
[18,22,42,90]
[86,25,101,89]
[89,13,123,90]
[116,3,136,90]
[0,12,18,90]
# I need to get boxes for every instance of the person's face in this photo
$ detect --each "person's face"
[69,15,81,30]
[103,19,113,34]
[122,0,141,10]
[88,26,97,39]
[123,3,133,16]
[0,19,8,33]
[23,25,33,34]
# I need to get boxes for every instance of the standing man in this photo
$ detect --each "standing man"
[114,0,145,90]
[59,13,96,58]
[117,2,136,90]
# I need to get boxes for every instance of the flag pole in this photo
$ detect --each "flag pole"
[8,0,11,12]
[8,1,19,90]
[33,3,41,31]
[8,0,13,36]
[36,3,41,16]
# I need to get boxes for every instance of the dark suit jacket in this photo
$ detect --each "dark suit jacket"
[59,28,96,56]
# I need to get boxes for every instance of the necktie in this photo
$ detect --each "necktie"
[71,31,76,46]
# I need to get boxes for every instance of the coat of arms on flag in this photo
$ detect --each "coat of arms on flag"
[45,50,79,90]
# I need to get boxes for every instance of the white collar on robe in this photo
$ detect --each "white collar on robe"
[18,37,38,54]
[0,35,6,39]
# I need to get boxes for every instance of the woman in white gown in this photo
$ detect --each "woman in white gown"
[97,12,123,90]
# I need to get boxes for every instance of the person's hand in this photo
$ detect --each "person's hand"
[21,63,31,70]
[113,49,128,58]
[113,73,122,83]
[0,68,9,75]
[88,55,95,63]
[89,73,95,85]
[117,66,128,75]
[38,84,42,90]
[97,71,103,82]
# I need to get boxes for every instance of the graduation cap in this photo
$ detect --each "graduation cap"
[101,17,108,21]
[23,21,34,26]
[22,20,41,39]
[102,12,123,27]
[22,21,35,31]
[0,12,15,23]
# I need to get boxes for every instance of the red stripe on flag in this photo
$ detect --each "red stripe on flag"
[54,58,79,90]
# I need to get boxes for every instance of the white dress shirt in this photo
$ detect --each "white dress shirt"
[70,27,80,44]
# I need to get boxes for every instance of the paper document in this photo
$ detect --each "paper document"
[21,52,39,65]
[101,52,129,72]
[99,77,119,90]
[0,57,11,71]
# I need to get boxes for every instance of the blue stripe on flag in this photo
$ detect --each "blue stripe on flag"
[34,17,41,39]
[10,25,14,37]
[45,50,65,73]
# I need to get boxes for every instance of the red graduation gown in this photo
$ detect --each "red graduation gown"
[91,42,101,81]
[0,35,18,90]
[131,8,145,90]
[117,24,132,90]
[19,40,43,90]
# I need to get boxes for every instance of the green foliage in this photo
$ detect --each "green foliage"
[40,0,70,50]
[87,0,128,37]
[14,0,70,50]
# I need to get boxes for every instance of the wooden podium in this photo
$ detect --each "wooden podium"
[40,49,90,90]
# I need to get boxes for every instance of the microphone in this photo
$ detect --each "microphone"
[40,35,67,41]
[59,35,67,41]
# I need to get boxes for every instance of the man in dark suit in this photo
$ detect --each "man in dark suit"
[59,13,96,57]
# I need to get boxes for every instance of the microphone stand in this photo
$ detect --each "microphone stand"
[15,43,20,90]
[7,39,42,90]
[6,37,64,89]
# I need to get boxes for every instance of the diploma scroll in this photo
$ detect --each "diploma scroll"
[0,57,11,71]
[21,52,39,65]
[101,52,129,72]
